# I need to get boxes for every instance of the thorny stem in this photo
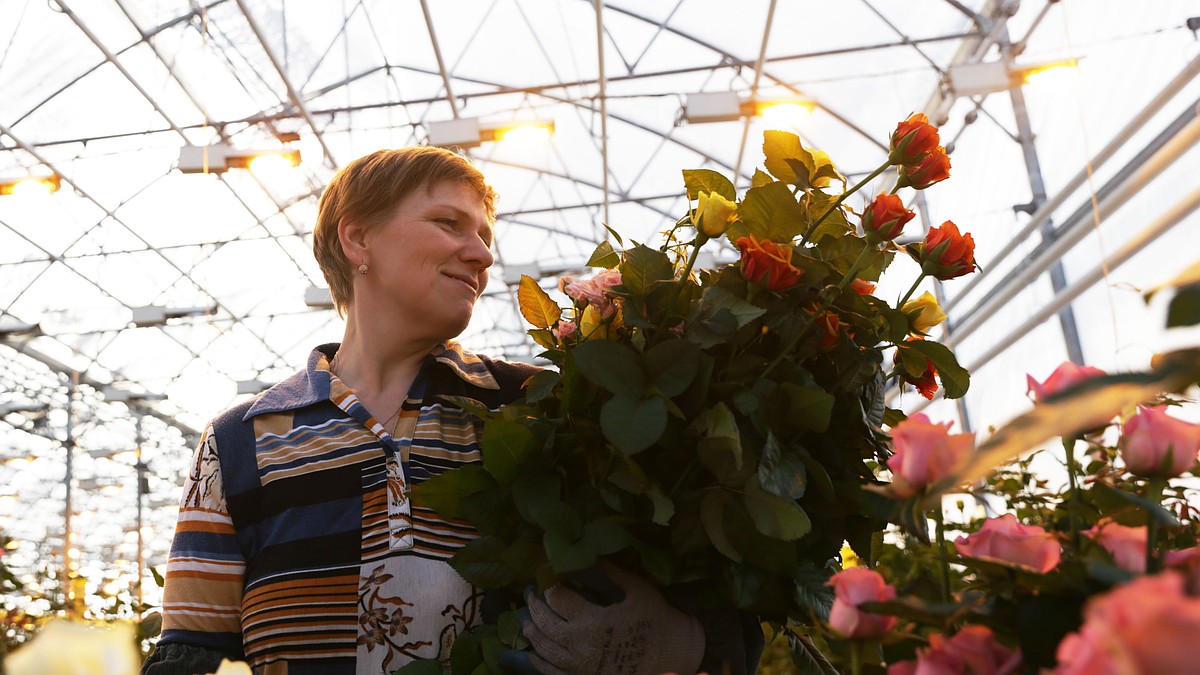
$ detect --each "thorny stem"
[761,244,875,380]
[1063,436,1082,551]
[933,499,952,604]
[898,273,926,308]
[800,159,891,246]
[1146,478,1167,573]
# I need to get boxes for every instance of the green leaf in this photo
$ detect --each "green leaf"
[789,632,839,675]
[410,464,496,519]
[804,193,854,243]
[497,609,530,650]
[738,181,807,242]
[572,340,648,397]
[528,328,557,351]
[700,490,742,562]
[797,448,835,503]
[451,535,515,587]
[779,383,834,433]
[600,394,668,455]
[699,285,766,328]
[460,490,513,536]
[512,473,561,524]
[619,244,674,296]
[603,223,625,247]
[587,240,621,268]
[792,560,835,621]
[646,483,675,525]
[150,566,165,588]
[523,370,560,403]
[1093,483,1180,526]
[743,482,812,541]
[1167,283,1200,328]
[683,168,736,201]
[449,629,482,675]
[758,434,808,500]
[544,530,597,573]
[751,168,773,188]
[633,540,675,584]
[643,339,700,397]
[699,402,742,471]
[481,419,536,483]
[580,519,633,556]
[392,658,448,675]
[902,339,971,399]
[437,395,494,421]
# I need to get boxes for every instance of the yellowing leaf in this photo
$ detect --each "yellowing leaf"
[517,275,561,328]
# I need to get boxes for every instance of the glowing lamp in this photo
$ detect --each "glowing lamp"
[0,174,61,196]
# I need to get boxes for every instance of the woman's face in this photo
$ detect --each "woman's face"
[354,180,494,341]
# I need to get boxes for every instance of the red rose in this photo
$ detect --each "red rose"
[889,113,941,165]
[919,221,976,280]
[736,236,803,292]
[898,146,951,190]
[862,193,915,243]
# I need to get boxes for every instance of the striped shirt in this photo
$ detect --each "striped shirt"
[150,343,539,675]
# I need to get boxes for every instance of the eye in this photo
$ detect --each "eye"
[434,217,457,228]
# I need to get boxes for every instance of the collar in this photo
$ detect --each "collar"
[243,341,499,421]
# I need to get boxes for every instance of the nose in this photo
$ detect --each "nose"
[463,231,495,270]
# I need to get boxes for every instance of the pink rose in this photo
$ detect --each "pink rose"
[1120,405,1200,478]
[886,413,975,498]
[559,269,622,318]
[888,626,1021,675]
[1166,546,1200,594]
[826,568,897,639]
[1054,572,1200,674]
[1085,521,1147,573]
[1025,361,1106,401]
[953,514,1061,573]
[552,320,578,341]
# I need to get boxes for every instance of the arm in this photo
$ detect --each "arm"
[142,426,247,674]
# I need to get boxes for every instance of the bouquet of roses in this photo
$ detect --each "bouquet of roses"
[400,115,978,674]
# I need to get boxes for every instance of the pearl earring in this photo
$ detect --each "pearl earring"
[358,263,368,275]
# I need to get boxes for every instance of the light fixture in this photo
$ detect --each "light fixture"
[0,174,60,196]
[304,286,334,309]
[130,304,216,327]
[683,92,816,124]
[177,144,302,175]
[427,118,555,149]
[948,58,1080,97]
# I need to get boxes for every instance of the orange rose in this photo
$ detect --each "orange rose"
[889,113,941,165]
[736,236,803,292]
[850,278,876,295]
[862,193,915,243]
[898,146,951,190]
[816,310,851,350]
[897,341,940,398]
[919,221,976,280]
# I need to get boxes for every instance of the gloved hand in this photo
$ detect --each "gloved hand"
[502,562,704,675]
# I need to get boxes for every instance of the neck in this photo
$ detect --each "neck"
[334,308,441,419]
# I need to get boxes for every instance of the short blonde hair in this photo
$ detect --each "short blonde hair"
[313,147,497,315]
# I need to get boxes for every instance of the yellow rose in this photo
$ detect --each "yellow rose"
[579,303,622,340]
[901,291,947,335]
[692,191,738,238]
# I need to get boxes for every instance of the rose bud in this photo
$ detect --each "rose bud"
[901,291,947,335]
[1120,405,1200,478]
[897,146,952,190]
[895,340,939,400]
[1085,521,1147,573]
[692,190,738,238]
[1025,361,1106,401]
[954,514,1061,573]
[885,412,974,498]
[826,568,897,639]
[918,220,977,280]
[889,112,941,165]
[736,236,803,292]
[862,193,915,243]
[850,278,876,295]
[816,310,851,350]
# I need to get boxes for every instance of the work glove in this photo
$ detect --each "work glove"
[502,562,705,675]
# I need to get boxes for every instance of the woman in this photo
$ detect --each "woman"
[144,147,707,675]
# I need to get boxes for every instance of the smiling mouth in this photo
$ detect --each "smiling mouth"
[443,273,478,294]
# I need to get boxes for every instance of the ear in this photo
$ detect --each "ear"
[337,215,369,265]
